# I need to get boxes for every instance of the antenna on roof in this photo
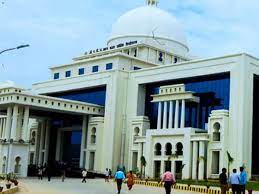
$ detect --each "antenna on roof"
[146,0,159,6]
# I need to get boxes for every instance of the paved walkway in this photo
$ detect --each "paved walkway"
[17,178,196,194]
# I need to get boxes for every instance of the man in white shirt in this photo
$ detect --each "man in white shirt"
[105,168,109,182]
[82,169,87,183]
[229,169,240,194]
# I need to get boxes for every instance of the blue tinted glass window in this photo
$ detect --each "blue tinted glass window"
[134,66,141,70]
[78,68,85,75]
[92,66,99,73]
[54,73,59,80]
[71,131,82,145]
[144,73,230,129]
[50,86,106,106]
[65,70,71,77]
[106,63,113,70]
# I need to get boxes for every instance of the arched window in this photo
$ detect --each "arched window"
[165,143,172,155]
[90,127,96,144]
[14,156,21,174]
[2,156,6,174]
[176,142,183,156]
[212,122,221,141]
[154,143,162,156]
[134,127,140,136]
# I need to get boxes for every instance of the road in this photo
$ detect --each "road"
[17,178,197,194]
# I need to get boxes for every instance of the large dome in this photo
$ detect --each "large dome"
[107,5,189,55]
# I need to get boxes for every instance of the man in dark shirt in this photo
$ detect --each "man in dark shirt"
[219,168,228,194]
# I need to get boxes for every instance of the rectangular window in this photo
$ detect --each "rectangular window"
[92,65,99,73]
[132,152,138,171]
[154,161,161,178]
[212,151,220,174]
[89,152,95,170]
[65,70,71,77]
[106,63,113,70]
[78,68,85,75]
[54,73,59,80]
[134,66,141,70]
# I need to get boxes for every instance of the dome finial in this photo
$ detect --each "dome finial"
[146,0,159,6]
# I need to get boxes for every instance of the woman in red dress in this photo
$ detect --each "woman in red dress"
[126,171,135,190]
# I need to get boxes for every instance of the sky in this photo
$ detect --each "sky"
[1,0,259,87]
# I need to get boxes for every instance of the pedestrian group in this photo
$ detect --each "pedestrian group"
[219,167,247,194]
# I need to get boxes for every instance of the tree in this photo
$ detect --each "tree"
[227,151,234,177]
[179,164,185,179]
[140,156,147,179]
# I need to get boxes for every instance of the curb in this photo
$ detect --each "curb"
[134,180,233,194]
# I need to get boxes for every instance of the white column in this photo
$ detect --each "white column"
[4,107,12,140]
[0,118,3,138]
[2,118,7,139]
[17,107,23,140]
[10,105,19,140]
[38,120,45,165]
[192,141,198,180]
[198,141,205,180]
[180,99,185,128]
[171,160,175,174]
[168,101,173,129]
[80,115,87,168]
[55,129,62,161]
[44,120,50,164]
[162,101,168,129]
[174,100,179,129]
[34,123,41,164]
[22,106,30,141]
[157,102,162,130]
[161,160,165,174]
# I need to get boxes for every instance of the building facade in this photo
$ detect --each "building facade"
[1,0,259,179]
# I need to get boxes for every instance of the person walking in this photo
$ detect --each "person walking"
[161,171,176,194]
[82,169,87,183]
[61,169,66,182]
[108,169,112,180]
[46,163,52,182]
[229,169,240,194]
[239,167,247,194]
[115,169,125,194]
[219,168,228,194]
[126,171,135,190]
[38,166,43,180]
[105,168,109,182]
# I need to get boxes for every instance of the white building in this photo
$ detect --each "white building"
[0,0,259,180]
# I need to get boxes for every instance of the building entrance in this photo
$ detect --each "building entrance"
[62,131,82,168]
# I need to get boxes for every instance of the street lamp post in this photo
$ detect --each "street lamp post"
[0,44,30,55]
[1,44,29,174]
